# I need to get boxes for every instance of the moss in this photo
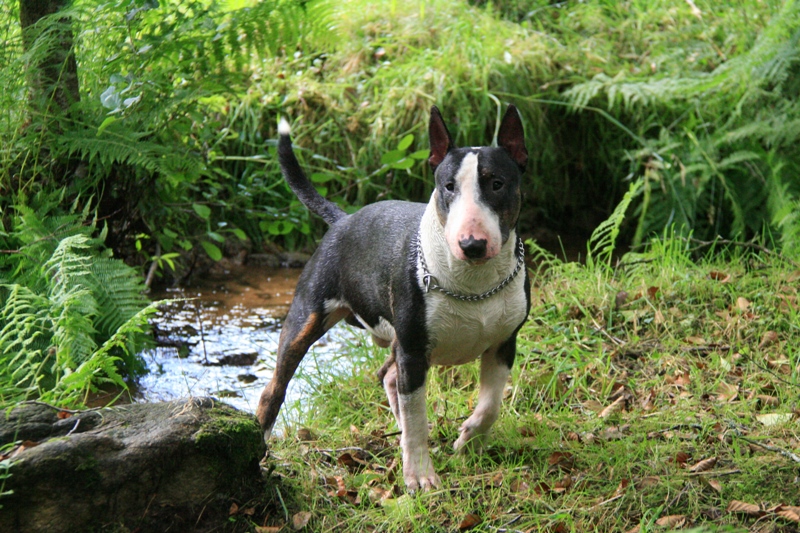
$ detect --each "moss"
[193,405,265,475]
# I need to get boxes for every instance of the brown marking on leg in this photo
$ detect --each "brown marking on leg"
[382,360,400,423]
[376,340,397,383]
[372,335,391,348]
[257,311,325,433]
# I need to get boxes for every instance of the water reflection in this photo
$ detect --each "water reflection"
[136,267,359,414]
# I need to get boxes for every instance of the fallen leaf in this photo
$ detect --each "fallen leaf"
[368,486,393,504]
[686,335,707,345]
[706,478,722,493]
[458,512,482,531]
[674,451,691,466]
[8,440,40,459]
[776,506,800,523]
[296,428,316,441]
[229,502,239,515]
[615,291,629,308]
[756,395,779,408]
[338,451,369,472]
[765,355,792,374]
[57,410,72,419]
[736,297,751,312]
[636,476,660,489]
[715,381,738,402]
[758,330,779,349]
[553,475,572,493]
[600,425,629,441]
[689,456,717,473]
[547,451,575,471]
[599,396,626,418]
[726,500,761,516]
[709,271,731,282]
[532,481,551,497]
[335,476,347,497]
[756,413,794,426]
[255,527,283,533]
[292,511,312,530]
[646,286,660,299]
[655,514,686,528]
[509,478,529,493]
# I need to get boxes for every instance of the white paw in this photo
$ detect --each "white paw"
[453,423,487,453]
[403,454,440,492]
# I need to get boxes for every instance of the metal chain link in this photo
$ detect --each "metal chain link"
[415,232,525,301]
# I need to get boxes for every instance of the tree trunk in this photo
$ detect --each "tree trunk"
[19,0,81,121]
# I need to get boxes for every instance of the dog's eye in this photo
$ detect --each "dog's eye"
[492,180,503,191]
[445,182,455,192]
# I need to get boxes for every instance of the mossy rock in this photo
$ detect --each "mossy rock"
[0,398,266,532]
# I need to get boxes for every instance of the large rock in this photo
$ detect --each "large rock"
[0,398,266,532]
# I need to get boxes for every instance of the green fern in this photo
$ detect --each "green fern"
[0,207,150,407]
[587,179,643,269]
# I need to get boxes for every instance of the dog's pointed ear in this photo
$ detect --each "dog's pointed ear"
[428,106,455,171]
[498,105,528,171]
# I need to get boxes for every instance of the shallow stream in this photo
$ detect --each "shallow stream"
[136,266,360,414]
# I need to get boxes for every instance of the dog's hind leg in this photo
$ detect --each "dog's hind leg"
[453,335,515,452]
[256,306,348,442]
[380,341,400,423]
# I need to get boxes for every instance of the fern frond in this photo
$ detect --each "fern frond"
[88,257,149,338]
[587,179,644,269]
[63,127,201,178]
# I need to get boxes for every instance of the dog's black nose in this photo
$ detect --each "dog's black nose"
[459,236,487,259]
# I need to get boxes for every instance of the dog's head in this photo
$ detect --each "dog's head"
[428,105,527,263]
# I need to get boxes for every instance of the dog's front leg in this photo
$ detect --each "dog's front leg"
[395,347,439,491]
[453,335,515,452]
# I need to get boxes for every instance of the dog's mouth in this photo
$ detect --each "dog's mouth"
[465,256,490,266]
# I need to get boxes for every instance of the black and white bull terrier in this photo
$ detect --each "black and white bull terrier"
[257,105,531,491]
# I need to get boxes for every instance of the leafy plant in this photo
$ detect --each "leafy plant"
[0,202,153,407]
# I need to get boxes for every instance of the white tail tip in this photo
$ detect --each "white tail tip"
[278,117,291,136]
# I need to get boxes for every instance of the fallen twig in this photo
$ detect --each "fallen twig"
[735,434,800,464]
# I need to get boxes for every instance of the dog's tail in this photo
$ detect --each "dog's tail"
[278,118,347,226]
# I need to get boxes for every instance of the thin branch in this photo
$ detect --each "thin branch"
[735,434,800,464]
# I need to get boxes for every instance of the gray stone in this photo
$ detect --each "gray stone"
[0,398,266,532]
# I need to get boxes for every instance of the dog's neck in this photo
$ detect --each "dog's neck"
[418,194,518,295]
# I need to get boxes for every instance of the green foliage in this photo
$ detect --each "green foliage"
[586,178,643,269]
[3,0,800,267]
[0,202,153,407]
[564,0,800,253]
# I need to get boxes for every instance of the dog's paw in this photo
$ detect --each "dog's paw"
[453,424,487,453]
[403,455,440,492]
[404,471,441,492]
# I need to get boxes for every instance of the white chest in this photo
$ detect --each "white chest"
[423,274,527,365]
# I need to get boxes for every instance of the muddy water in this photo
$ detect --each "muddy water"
[137,267,361,415]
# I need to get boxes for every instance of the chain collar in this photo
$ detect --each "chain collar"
[415,232,525,302]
